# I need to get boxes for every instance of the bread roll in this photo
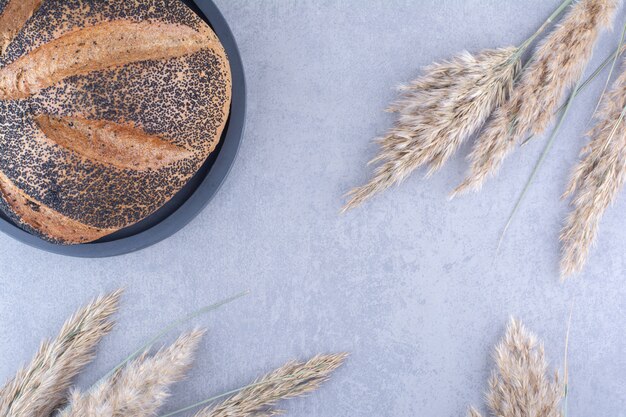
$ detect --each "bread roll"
[0,0,232,244]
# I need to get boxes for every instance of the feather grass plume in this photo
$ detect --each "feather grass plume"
[0,289,121,417]
[60,330,204,417]
[342,47,520,210]
[470,318,562,417]
[454,0,618,196]
[194,353,347,417]
[561,59,626,278]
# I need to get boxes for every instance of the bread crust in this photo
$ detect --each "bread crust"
[0,0,232,244]
[0,0,42,54]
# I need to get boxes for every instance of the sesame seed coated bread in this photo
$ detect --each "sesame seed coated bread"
[0,0,232,244]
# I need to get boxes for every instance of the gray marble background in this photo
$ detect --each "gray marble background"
[2,1,626,416]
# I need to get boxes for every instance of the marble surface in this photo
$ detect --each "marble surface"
[2,1,626,416]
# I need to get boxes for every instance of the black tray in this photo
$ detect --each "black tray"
[0,0,246,257]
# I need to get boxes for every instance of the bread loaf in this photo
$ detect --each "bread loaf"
[0,0,232,244]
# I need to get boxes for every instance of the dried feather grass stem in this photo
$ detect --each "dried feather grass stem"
[196,353,347,417]
[561,59,626,278]
[60,329,205,417]
[454,0,618,195]
[470,318,562,417]
[343,47,520,210]
[0,290,121,417]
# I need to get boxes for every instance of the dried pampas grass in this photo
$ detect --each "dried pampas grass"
[0,290,346,417]
[470,318,562,417]
[342,0,626,277]
[343,47,520,210]
[0,289,121,417]
[59,330,205,417]
[561,59,626,278]
[454,0,618,195]
[196,354,347,417]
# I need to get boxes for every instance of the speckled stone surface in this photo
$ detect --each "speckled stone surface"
[1,1,626,416]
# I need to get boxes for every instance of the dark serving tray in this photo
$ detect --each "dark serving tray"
[0,0,246,257]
